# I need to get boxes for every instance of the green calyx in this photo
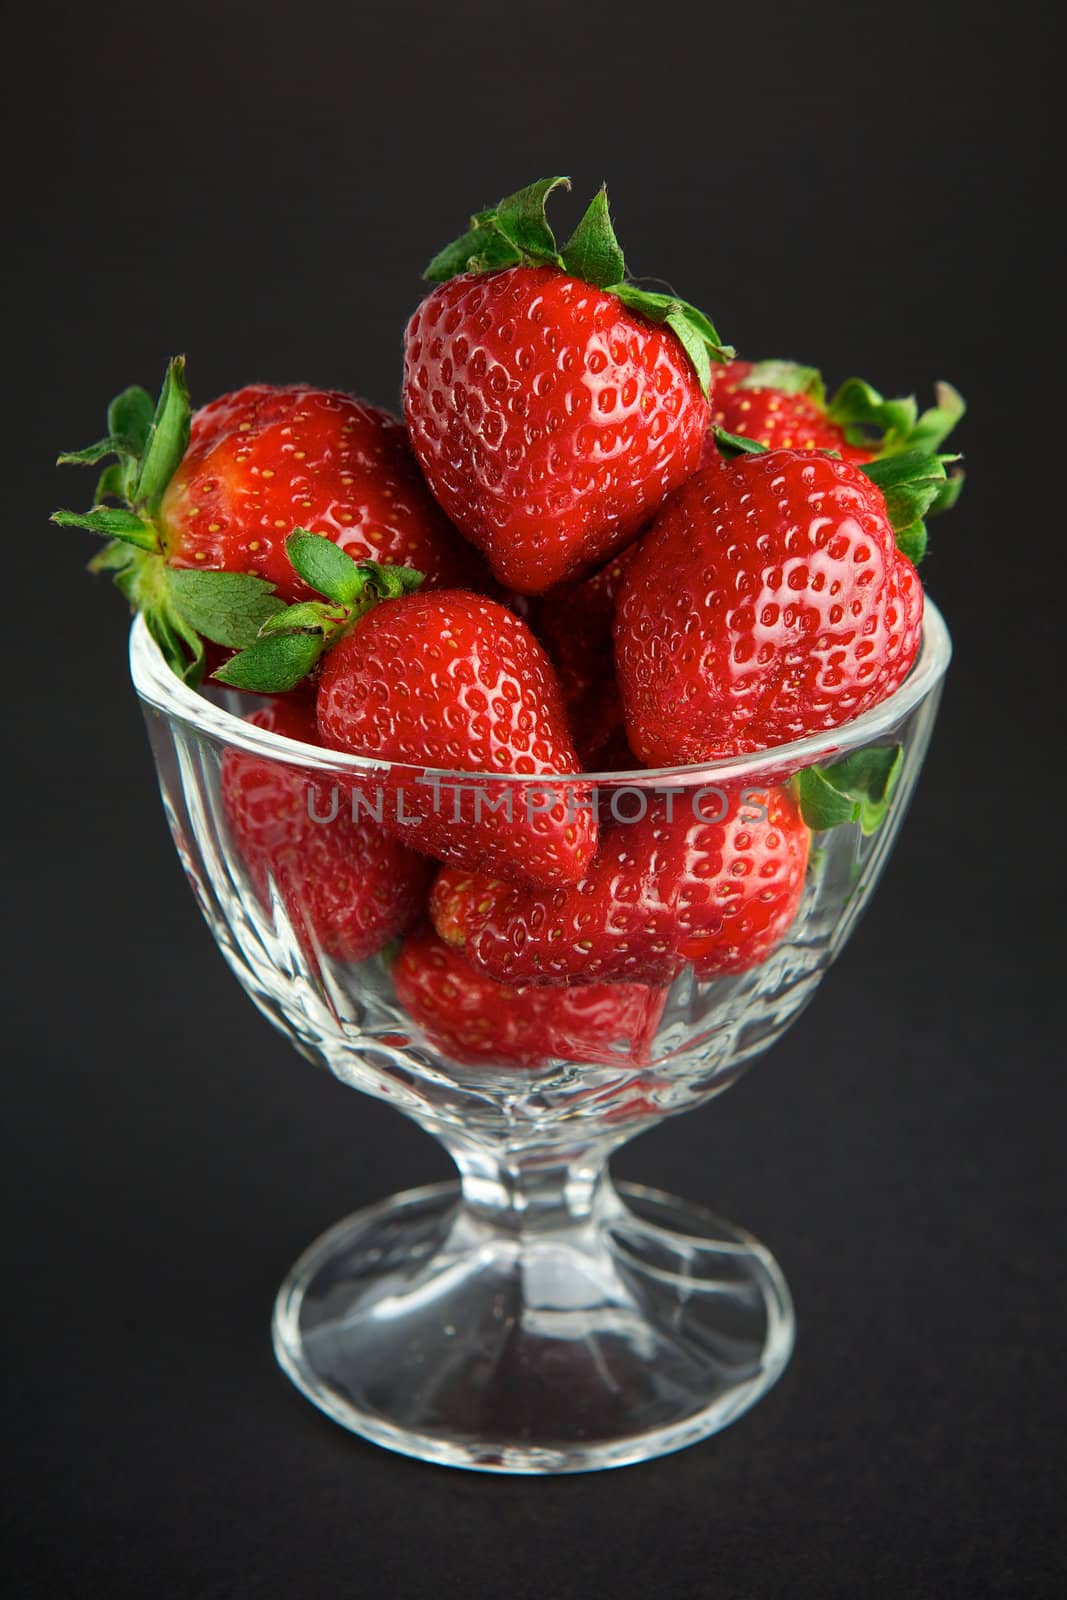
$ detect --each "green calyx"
[860,450,961,564]
[793,745,904,835]
[53,356,298,683]
[212,532,424,694]
[423,177,733,398]
[708,425,958,565]
[740,359,966,464]
[57,356,191,520]
[826,375,966,464]
[739,359,967,518]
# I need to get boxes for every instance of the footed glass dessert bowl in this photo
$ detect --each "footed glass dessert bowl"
[130,601,950,1474]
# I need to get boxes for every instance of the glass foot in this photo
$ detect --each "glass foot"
[272,1179,794,1474]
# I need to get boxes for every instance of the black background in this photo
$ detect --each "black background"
[6,2,1064,1595]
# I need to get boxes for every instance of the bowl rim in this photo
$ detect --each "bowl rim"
[129,597,951,786]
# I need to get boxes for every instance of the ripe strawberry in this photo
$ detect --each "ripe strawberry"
[530,546,637,769]
[431,787,809,986]
[706,359,965,467]
[221,698,432,965]
[214,535,599,886]
[161,383,485,596]
[402,177,732,594]
[392,924,666,1069]
[708,360,873,460]
[614,443,946,765]
[54,360,485,685]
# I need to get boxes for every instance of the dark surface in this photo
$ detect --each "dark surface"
[5,1,1063,1595]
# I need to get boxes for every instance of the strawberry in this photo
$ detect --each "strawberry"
[221,698,432,965]
[613,439,957,765]
[707,359,966,471]
[161,384,487,597]
[214,533,598,887]
[430,787,810,987]
[402,177,732,594]
[530,546,637,769]
[54,360,484,685]
[708,360,873,460]
[392,924,666,1070]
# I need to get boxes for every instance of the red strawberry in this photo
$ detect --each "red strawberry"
[54,359,486,686]
[161,384,485,597]
[402,177,732,594]
[431,787,809,986]
[316,588,597,885]
[214,538,599,887]
[392,924,666,1069]
[221,698,432,965]
[614,445,934,765]
[530,546,637,768]
[708,360,873,460]
[706,359,966,472]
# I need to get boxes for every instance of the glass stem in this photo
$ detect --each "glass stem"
[439,1132,618,1241]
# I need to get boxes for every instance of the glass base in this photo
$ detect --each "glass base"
[272,1179,794,1474]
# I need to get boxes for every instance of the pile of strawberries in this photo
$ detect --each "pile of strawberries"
[56,177,962,1073]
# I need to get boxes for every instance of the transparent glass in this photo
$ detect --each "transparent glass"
[130,602,951,1473]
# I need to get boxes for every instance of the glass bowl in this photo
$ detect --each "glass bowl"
[129,599,950,1473]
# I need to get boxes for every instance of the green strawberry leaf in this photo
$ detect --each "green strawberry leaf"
[826,378,918,447]
[424,180,568,284]
[57,438,120,466]
[257,600,344,637]
[892,520,927,565]
[212,631,326,693]
[285,532,424,610]
[828,376,965,474]
[144,600,206,685]
[88,538,141,575]
[665,310,713,398]
[739,360,826,403]
[165,568,286,648]
[215,546,426,693]
[423,178,732,398]
[610,286,733,398]
[286,529,369,604]
[860,450,959,559]
[57,383,154,474]
[356,560,425,599]
[424,223,519,283]
[494,176,568,263]
[710,424,769,458]
[906,381,966,455]
[793,745,904,835]
[560,187,626,288]
[93,462,125,503]
[52,506,159,551]
[930,465,965,517]
[134,356,190,515]
[107,384,155,458]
